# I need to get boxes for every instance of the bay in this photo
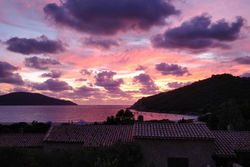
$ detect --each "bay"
[0,105,197,123]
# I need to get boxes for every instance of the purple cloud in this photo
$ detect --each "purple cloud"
[95,71,123,93]
[44,0,179,35]
[25,56,61,70]
[155,63,189,76]
[11,87,30,92]
[240,73,250,78]
[80,69,92,75]
[134,73,158,94]
[6,35,65,55]
[0,61,18,77]
[84,37,119,49]
[41,70,62,78]
[0,61,24,85]
[135,65,146,71]
[73,85,101,97]
[234,56,250,64]
[75,78,87,82]
[152,15,244,50]
[32,79,72,92]
[167,82,192,89]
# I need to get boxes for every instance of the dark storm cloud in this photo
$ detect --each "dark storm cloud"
[133,73,158,94]
[167,82,192,89]
[6,35,65,55]
[41,70,62,78]
[84,37,119,49]
[234,56,250,64]
[152,15,244,50]
[44,0,179,35]
[25,56,61,70]
[0,61,24,85]
[155,63,189,76]
[95,71,123,93]
[32,79,72,92]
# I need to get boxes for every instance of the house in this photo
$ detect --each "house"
[43,122,216,167]
[0,123,249,167]
[133,122,215,167]
[43,124,133,149]
[212,131,250,167]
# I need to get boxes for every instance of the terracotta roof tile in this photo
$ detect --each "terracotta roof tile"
[133,122,215,140]
[213,131,250,158]
[44,124,133,147]
[0,133,45,147]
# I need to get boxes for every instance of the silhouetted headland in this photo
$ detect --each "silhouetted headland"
[131,74,250,114]
[131,74,250,130]
[0,92,77,105]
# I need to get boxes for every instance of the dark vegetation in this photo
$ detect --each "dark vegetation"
[131,74,250,130]
[104,109,135,125]
[177,118,194,123]
[0,92,77,105]
[104,109,194,125]
[0,121,51,133]
[198,99,250,130]
[0,143,142,167]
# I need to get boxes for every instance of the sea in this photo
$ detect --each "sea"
[0,105,197,124]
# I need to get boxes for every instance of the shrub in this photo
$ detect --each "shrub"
[0,143,142,167]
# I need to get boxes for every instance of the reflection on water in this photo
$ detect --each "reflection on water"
[0,105,197,123]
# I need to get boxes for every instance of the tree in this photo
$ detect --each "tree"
[137,115,144,122]
[105,109,135,125]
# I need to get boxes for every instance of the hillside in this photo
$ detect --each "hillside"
[0,92,77,105]
[131,74,250,130]
[131,74,250,114]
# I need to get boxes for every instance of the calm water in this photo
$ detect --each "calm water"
[0,105,197,123]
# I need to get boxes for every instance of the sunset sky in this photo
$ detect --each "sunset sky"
[0,0,250,104]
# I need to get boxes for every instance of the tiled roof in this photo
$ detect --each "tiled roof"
[44,124,133,147]
[213,131,250,158]
[133,122,215,140]
[0,133,45,147]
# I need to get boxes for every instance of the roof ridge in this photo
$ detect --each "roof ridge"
[0,133,45,135]
[43,125,54,141]
[213,130,250,133]
[133,122,215,140]
[135,122,206,125]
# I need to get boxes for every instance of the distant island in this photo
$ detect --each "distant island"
[0,92,77,105]
[131,74,250,130]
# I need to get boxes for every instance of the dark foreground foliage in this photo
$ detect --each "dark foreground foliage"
[0,143,142,167]
[104,109,194,125]
[198,99,250,130]
[104,109,135,125]
[0,121,51,133]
